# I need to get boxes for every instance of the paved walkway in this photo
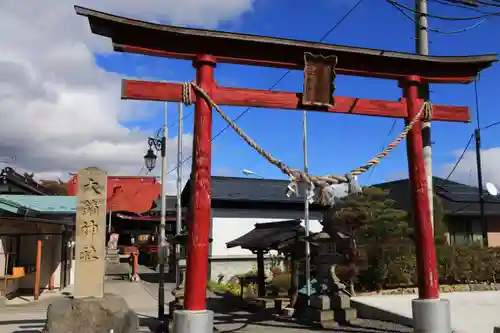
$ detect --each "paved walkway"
[0,279,159,333]
[354,291,500,333]
[0,269,413,333]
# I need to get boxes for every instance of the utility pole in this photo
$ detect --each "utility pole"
[412,2,451,333]
[158,102,168,321]
[474,128,488,246]
[302,110,311,304]
[415,0,434,232]
[474,78,489,247]
[175,103,184,286]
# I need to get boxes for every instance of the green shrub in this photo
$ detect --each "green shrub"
[267,273,291,296]
[356,244,500,290]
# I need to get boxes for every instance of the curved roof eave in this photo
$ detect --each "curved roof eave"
[75,6,497,84]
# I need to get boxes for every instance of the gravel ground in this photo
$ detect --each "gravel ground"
[140,269,414,333]
[213,310,412,333]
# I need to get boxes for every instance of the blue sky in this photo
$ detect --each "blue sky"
[95,0,500,186]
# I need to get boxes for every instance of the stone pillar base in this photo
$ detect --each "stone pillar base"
[172,309,214,333]
[412,298,451,333]
[43,294,138,333]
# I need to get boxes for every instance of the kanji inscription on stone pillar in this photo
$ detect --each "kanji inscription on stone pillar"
[74,167,107,299]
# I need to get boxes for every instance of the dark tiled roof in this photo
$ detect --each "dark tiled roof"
[0,167,51,195]
[212,177,305,203]
[150,195,177,212]
[226,219,304,251]
[372,177,500,216]
[181,176,346,210]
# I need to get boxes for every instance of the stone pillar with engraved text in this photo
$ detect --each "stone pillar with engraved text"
[74,167,107,299]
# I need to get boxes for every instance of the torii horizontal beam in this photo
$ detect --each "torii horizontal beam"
[74,6,497,84]
[122,80,471,123]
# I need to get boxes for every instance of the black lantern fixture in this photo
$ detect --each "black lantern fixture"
[144,136,165,172]
[144,147,157,172]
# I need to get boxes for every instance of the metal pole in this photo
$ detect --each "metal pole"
[474,79,488,247]
[474,129,487,244]
[108,209,112,234]
[475,131,488,246]
[158,102,168,321]
[302,110,311,303]
[415,0,434,232]
[176,102,183,286]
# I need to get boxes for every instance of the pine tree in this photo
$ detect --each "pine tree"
[323,187,412,292]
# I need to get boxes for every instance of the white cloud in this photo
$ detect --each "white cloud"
[441,147,500,188]
[0,0,255,194]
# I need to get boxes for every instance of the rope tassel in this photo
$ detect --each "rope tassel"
[181,82,432,206]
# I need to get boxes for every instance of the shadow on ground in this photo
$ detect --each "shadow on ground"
[138,271,175,284]
[207,294,413,333]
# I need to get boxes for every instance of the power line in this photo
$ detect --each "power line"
[445,133,474,180]
[387,0,487,34]
[436,0,500,8]
[429,0,494,14]
[163,0,367,178]
[430,0,494,12]
[482,119,500,130]
[389,0,500,20]
[154,110,194,138]
[366,119,397,183]
[476,0,500,8]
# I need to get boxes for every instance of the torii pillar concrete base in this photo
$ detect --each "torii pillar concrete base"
[172,309,213,333]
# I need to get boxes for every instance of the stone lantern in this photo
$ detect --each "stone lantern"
[302,231,358,328]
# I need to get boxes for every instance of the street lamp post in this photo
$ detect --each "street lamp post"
[175,103,183,288]
[143,103,169,321]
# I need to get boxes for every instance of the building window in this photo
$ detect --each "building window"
[449,218,484,246]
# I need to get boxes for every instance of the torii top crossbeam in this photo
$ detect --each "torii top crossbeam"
[75,6,496,84]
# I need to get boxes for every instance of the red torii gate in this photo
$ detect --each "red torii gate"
[76,6,496,332]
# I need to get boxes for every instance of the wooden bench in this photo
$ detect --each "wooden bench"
[0,267,25,297]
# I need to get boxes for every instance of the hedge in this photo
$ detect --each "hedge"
[355,244,500,291]
[209,245,500,296]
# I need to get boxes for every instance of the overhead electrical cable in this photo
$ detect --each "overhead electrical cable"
[388,0,500,20]
[482,120,500,130]
[445,133,474,180]
[429,0,493,13]
[475,0,500,8]
[154,110,194,138]
[387,0,487,34]
[366,119,397,183]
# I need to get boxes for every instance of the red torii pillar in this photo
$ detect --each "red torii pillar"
[75,6,497,333]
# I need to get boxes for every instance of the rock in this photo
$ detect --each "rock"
[43,294,139,333]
